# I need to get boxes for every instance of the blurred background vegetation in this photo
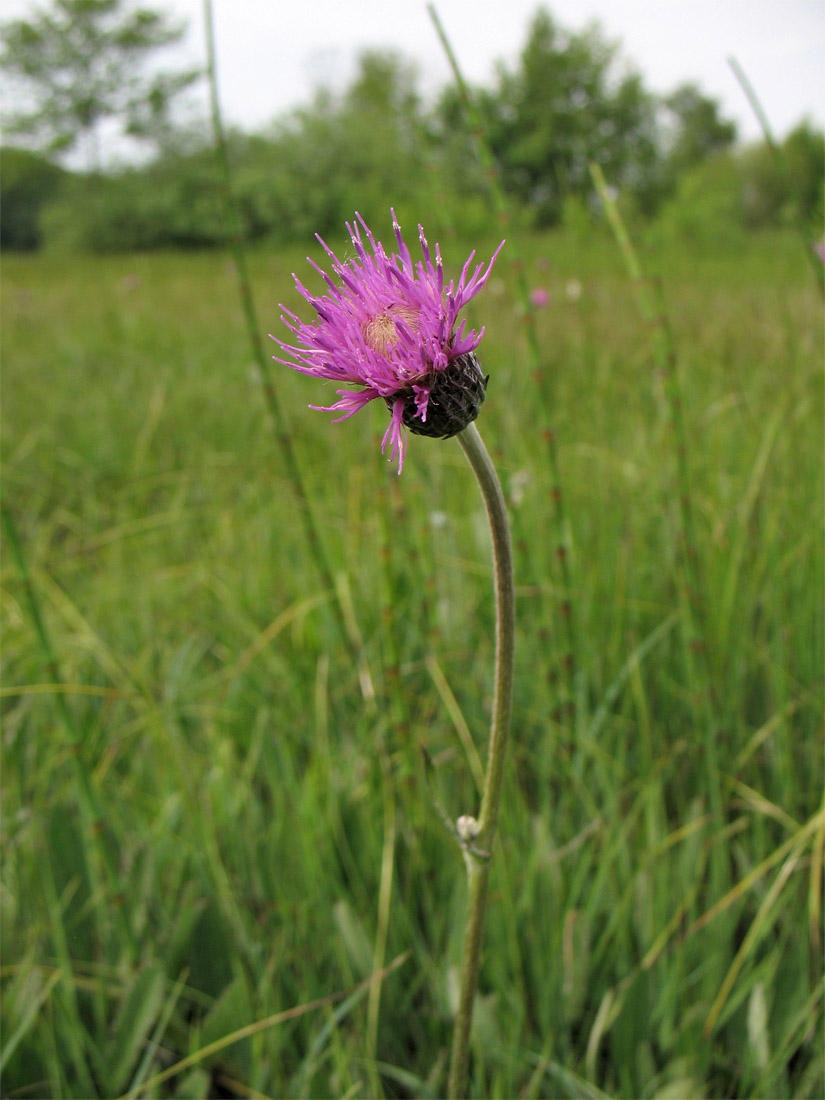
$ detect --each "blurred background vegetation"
[1,2,823,255]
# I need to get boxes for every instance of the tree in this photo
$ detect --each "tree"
[781,120,824,227]
[0,146,67,249]
[661,83,737,175]
[247,52,428,243]
[739,120,824,229]
[475,8,659,225]
[0,0,198,170]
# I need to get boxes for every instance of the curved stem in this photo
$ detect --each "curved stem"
[448,422,515,1099]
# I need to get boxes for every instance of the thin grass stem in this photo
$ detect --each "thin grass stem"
[202,0,369,686]
[728,56,824,295]
[588,164,726,898]
[366,747,397,1098]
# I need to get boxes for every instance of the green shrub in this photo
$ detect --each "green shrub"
[654,153,748,252]
[0,146,67,250]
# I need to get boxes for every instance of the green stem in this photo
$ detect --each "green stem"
[202,0,367,680]
[429,2,578,722]
[728,56,824,296]
[589,163,726,899]
[448,422,515,1099]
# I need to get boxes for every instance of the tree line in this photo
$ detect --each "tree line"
[2,1,822,252]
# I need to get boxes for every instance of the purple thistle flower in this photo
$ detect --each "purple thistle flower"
[272,210,504,472]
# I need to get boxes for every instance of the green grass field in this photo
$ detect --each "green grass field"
[2,226,823,1098]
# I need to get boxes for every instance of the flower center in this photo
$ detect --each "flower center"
[362,305,419,355]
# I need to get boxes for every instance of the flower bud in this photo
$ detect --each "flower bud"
[388,352,489,440]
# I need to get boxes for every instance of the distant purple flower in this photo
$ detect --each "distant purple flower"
[814,240,825,264]
[530,286,550,309]
[272,210,504,472]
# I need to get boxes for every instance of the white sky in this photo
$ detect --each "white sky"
[3,0,824,145]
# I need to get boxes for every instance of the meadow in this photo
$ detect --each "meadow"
[1,224,823,1098]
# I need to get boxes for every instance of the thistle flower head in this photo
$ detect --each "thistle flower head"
[272,210,504,472]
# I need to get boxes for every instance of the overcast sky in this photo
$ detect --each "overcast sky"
[3,0,824,144]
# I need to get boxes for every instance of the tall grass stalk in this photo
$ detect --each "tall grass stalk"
[364,476,430,1092]
[365,747,397,1097]
[728,56,825,296]
[428,3,579,723]
[202,0,371,691]
[588,164,726,897]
